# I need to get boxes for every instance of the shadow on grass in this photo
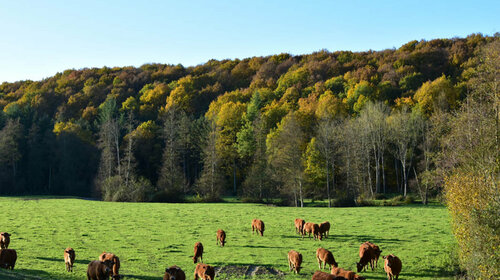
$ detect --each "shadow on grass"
[236,244,283,249]
[122,274,160,280]
[0,268,76,280]
[36,256,92,265]
[280,234,404,244]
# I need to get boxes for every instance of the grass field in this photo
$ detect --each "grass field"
[0,197,457,279]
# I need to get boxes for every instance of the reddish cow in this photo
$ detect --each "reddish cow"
[99,252,120,279]
[364,242,382,267]
[287,250,303,274]
[312,271,347,280]
[163,265,186,280]
[356,243,375,272]
[251,219,265,236]
[331,267,366,280]
[64,247,76,272]
[193,242,204,264]
[303,223,322,240]
[0,232,10,249]
[316,248,338,270]
[216,229,226,247]
[319,222,331,239]
[383,254,402,280]
[0,249,17,270]
[87,260,114,280]
[194,263,215,280]
[294,219,305,235]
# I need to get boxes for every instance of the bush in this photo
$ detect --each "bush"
[101,176,154,202]
[355,196,375,206]
[374,193,388,200]
[333,197,356,207]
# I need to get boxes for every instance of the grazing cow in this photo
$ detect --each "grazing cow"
[331,267,366,280]
[216,229,226,247]
[319,221,331,239]
[356,243,375,272]
[287,250,303,274]
[0,249,17,270]
[316,248,338,270]
[164,265,186,280]
[194,263,215,280]
[193,242,204,264]
[0,232,10,249]
[99,252,120,279]
[251,219,265,236]
[303,223,322,240]
[383,254,402,280]
[294,219,305,235]
[64,247,76,272]
[364,242,382,267]
[312,271,347,280]
[87,260,114,280]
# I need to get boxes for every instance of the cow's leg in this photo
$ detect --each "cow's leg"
[194,272,199,280]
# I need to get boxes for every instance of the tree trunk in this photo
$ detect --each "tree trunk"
[299,180,304,208]
[326,160,331,208]
[233,160,237,195]
[402,160,407,197]
[381,153,386,194]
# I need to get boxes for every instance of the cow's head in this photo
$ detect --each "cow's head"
[356,262,363,273]
[383,255,395,268]
[192,256,198,264]
[165,267,182,280]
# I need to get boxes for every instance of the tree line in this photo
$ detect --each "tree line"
[0,34,495,204]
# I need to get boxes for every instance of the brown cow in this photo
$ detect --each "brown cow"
[363,242,382,267]
[64,247,76,272]
[0,232,10,249]
[312,271,347,280]
[356,243,375,272]
[331,267,366,280]
[99,252,120,279]
[319,221,331,239]
[216,229,226,247]
[303,223,322,240]
[194,263,215,280]
[287,250,303,274]
[316,248,338,270]
[164,265,186,280]
[193,242,204,264]
[0,249,17,270]
[87,260,114,280]
[294,219,305,235]
[383,254,402,280]
[251,219,265,236]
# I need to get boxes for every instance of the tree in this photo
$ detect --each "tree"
[388,107,422,196]
[0,119,23,192]
[157,107,186,199]
[196,117,224,200]
[267,112,305,207]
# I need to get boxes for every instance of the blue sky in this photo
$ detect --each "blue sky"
[1,0,498,83]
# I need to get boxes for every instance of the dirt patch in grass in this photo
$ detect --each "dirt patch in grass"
[215,265,284,279]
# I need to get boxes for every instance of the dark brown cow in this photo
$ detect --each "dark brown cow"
[99,252,120,279]
[194,263,215,280]
[216,229,226,247]
[87,260,114,280]
[303,223,322,240]
[193,242,204,264]
[312,271,347,280]
[0,232,10,249]
[319,221,331,239]
[251,219,265,236]
[364,241,382,267]
[294,219,305,235]
[316,248,338,270]
[163,265,186,280]
[356,243,375,272]
[0,249,17,270]
[331,267,366,280]
[383,254,402,280]
[64,247,76,272]
[287,250,303,274]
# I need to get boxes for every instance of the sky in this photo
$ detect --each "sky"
[0,0,498,83]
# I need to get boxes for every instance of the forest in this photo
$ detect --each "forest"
[0,33,498,278]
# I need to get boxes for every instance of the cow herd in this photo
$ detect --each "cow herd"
[0,217,402,280]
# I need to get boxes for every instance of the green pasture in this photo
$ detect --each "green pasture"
[0,197,457,279]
